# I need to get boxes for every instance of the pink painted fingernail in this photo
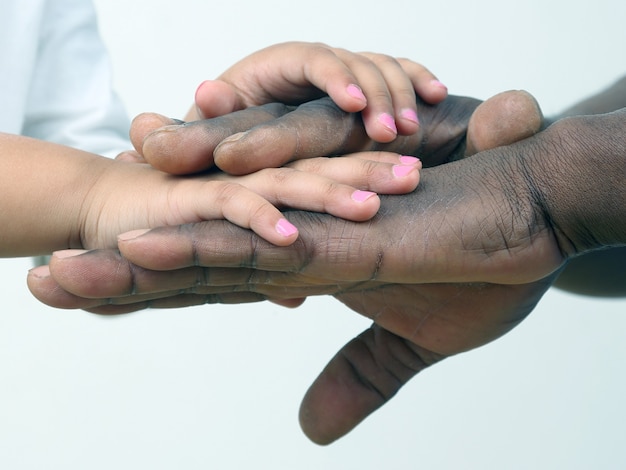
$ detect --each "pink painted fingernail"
[195,80,209,95]
[276,218,298,237]
[378,113,397,134]
[431,79,448,90]
[194,80,209,119]
[352,190,376,202]
[400,109,419,125]
[347,84,366,102]
[393,164,415,178]
[399,155,420,165]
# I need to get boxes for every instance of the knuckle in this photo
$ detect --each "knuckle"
[287,157,326,175]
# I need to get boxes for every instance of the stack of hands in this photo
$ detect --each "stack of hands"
[23,42,626,444]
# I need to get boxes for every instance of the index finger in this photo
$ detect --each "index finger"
[213,98,423,175]
[136,103,295,175]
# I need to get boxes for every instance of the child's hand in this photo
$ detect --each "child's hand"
[85,152,421,249]
[188,41,447,144]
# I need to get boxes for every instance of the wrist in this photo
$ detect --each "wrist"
[524,110,626,257]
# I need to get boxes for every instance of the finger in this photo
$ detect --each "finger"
[286,153,422,195]
[115,219,290,271]
[332,49,399,142]
[220,42,368,112]
[168,179,300,246]
[465,90,543,156]
[356,52,420,136]
[268,298,307,308]
[36,249,286,310]
[114,150,147,163]
[41,248,191,301]
[299,324,445,444]
[215,95,485,176]
[43,248,348,308]
[27,264,104,309]
[285,43,367,112]
[114,216,391,285]
[209,167,382,222]
[213,97,371,175]
[129,112,181,156]
[29,262,222,312]
[83,292,268,314]
[397,58,448,105]
[138,104,295,175]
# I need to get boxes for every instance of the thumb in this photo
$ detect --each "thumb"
[299,324,444,445]
[465,90,543,156]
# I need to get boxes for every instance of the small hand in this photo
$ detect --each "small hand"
[187,41,449,142]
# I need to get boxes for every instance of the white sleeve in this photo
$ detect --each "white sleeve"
[21,0,131,158]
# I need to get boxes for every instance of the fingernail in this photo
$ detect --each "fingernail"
[150,124,183,135]
[276,218,298,237]
[193,81,210,120]
[28,265,50,278]
[393,164,415,178]
[218,131,247,146]
[431,79,448,90]
[400,109,419,125]
[118,229,150,242]
[347,84,366,102]
[52,249,88,259]
[194,106,205,120]
[378,113,397,134]
[194,80,209,99]
[351,190,377,202]
[399,155,420,165]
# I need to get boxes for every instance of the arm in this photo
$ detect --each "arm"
[549,75,626,296]
[1,133,108,256]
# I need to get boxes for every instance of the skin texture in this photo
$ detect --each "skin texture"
[550,76,626,296]
[28,84,625,444]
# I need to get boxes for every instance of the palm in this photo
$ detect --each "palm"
[335,280,553,356]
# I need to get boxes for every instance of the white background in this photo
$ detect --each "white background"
[2,0,626,468]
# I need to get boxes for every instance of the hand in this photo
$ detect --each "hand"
[76,139,425,250]
[186,41,449,142]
